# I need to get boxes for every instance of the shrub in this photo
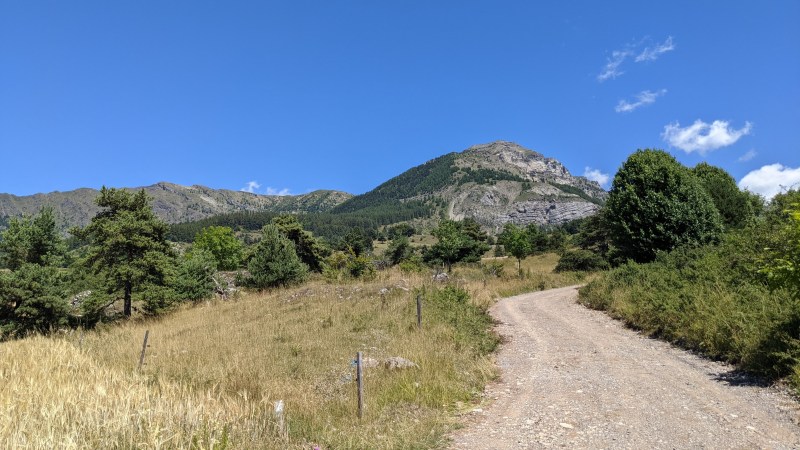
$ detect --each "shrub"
[192,226,243,271]
[424,286,499,356]
[555,249,609,272]
[247,225,308,289]
[174,249,217,302]
[0,264,70,338]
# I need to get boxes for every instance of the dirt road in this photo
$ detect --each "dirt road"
[449,286,800,449]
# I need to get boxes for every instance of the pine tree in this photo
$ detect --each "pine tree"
[72,188,174,317]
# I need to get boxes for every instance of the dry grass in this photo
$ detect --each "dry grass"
[0,254,581,449]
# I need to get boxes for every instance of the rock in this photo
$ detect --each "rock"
[384,356,418,370]
[433,272,449,283]
[362,357,380,369]
[70,290,92,307]
[560,423,574,429]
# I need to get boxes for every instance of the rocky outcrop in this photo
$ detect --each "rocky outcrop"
[445,142,607,227]
[499,200,600,227]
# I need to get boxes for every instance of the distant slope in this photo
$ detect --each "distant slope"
[334,141,606,229]
[0,182,352,229]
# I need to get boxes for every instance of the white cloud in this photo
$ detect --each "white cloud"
[598,36,675,82]
[635,36,675,62]
[241,181,261,193]
[265,187,292,196]
[662,119,752,155]
[615,89,667,113]
[738,149,757,162]
[597,49,632,82]
[739,164,800,199]
[584,167,610,187]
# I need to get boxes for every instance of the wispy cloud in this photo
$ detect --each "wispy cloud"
[738,149,758,162]
[615,89,667,113]
[662,119,752,155]
[583,167,610,187]
[265,187,292,196]
[241,181,261,193]
[598,36,675,82]
[240,181,292,196]
[598,49,632,82]
[635,36,675,62]
[739,164,800,199]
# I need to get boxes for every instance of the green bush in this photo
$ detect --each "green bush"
[0,264,70,338]
[192,226,244,271]
[398,255,426,273]
[174,249,217,302]
[247,225,308,289]
[555,249,609,272]
[424,286,499,356]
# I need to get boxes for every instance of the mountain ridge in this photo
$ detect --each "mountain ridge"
[0,182,352,229]
[0,141,605,231]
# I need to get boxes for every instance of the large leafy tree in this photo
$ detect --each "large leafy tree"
[425,219,491,271]
[72,188,174,317]
[692,162,757,228]
[606,149,722,263]
[192,225,243,271]
[247,224,308,288]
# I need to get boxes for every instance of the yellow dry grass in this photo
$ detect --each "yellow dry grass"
[0,254,582,449]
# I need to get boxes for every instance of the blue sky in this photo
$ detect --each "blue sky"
[1,1,798,198]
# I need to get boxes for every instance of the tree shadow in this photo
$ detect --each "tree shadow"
[712,369,770,388]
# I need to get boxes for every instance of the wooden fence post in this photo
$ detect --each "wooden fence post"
[138,330,150,371]
[416,294,422,329]
[356,351,364,419]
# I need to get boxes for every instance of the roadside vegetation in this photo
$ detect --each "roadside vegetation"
[573,149,800,394]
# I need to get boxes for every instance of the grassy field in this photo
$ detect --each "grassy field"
[0,254,582,449]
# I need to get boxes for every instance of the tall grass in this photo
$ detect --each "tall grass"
[0,254,579,449]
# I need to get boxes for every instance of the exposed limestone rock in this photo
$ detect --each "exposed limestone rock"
[384,357,417,370]
[446,141,606,228]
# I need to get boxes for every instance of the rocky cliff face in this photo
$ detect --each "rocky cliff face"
[445,141,606,229]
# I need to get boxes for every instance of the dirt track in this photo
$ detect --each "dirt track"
[449,286,800,449]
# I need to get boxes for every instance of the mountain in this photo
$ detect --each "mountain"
[334,141,606,229]
[1,141,604,233]
[0,182,352,229]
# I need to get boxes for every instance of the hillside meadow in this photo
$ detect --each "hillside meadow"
[0,254,585,449]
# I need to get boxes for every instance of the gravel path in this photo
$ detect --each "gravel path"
[449,285,800,449]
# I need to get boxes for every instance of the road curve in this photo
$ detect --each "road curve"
[449,286,800,449]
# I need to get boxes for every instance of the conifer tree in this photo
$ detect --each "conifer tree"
[72,188,173,317]
[247,224,308,288]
